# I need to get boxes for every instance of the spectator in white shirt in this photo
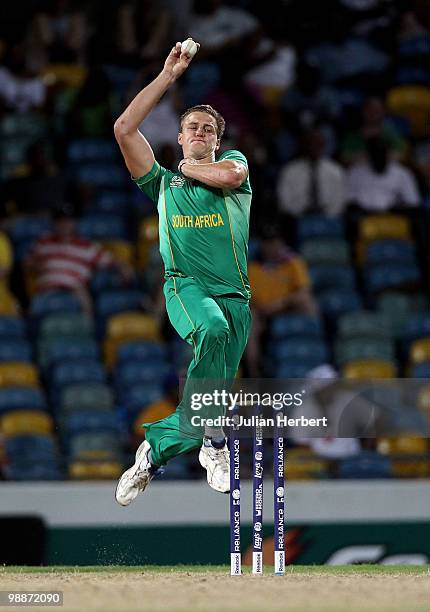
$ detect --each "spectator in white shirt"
[347,137,421,211]
[277,127,347,217]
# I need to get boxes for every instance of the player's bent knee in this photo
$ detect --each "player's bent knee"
[203,317,229,344]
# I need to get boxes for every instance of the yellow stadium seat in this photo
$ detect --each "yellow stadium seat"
[342,359,397,379]
[137,215,158,269]
[359,214,411,242]
[69,461,123,479]
[104,312,161,368]
[0,362,40,388]
[377,435,428,455]
[0,285,20,316]
[1,410,53,437]
[391,459,430,478]
[43,63,87,88]
[417,384,430,411]
[386,85,430,138]
[409,338,430,365]
[101,240,135,266]
[285,448,328,480]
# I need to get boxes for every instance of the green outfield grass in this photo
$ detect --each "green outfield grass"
[1,565,429,574]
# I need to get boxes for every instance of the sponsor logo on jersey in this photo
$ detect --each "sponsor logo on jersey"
[170,175,187,188]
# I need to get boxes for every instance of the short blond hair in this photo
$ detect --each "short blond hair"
[179,104,225,140]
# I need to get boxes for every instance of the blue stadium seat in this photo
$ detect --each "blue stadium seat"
[91,269,135,294]
[364,263,421,293]
[78,214,128,241]
[62,409,119,437]
[411,362,430,377]
[0,317,26,338]
[399,34,430,59]
[95,290,145,323]
[401,315,430,345]
[39,338,99,370]
[310,264,356,292]
[119,383,163,414]
[337,451,392,479]
[0,387,46,414]
[270,314,323,340]
[91,191,131,215]
[115,362,169,392]
[68,139,117,163]
[275,363,314,379]
[272,338,330,365]
[318,289,363,319]
[50,359,106,390]
[116,341,167,365]
[30,291,82,319]
[5,434,58,462]
[297,215,344,242]
[0,340,32,362]
[8,217,52,245]
[5,464,62,481]
[365,240,417,265]
[77,164,125,188]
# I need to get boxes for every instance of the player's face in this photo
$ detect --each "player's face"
[178,112,220,159]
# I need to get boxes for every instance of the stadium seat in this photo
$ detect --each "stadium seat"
[378,436,428,455]
[67,139,117,163]
[364,262,421,294]
[137,215,159,269]
[101,240,135,266]
[117,340,166,365]
[91,268,134,294]
[50,359,107,393]
[302,239,350,265]
[39,313,94,339]
[411,362,430,377]
[335,338,395,366]
[94,191,131,215]
[8,217,52,246]
[69,431,122,461]
[337,311,392,340]
[76,164,126,189]
[0,387,46,414]
[0,340,32,363]
[318,288,363,319]
[69,460,123,479]
[38,338,99,370]
[365,240,417,265]
[118,383,163,415]
[0,317,26,338]
[409,338,430,365]
[310,264,356,292]
[60,383,115,413]
[1,410,53,437]
[61,409,118,437]
[297,215,344,243]
[43,63,87,87]
[358,214,411,242]
[0,362,39,388]
[78,214,128,241]
[275,363,315,379]
[115,362,169,393]
[417,384,430,412]
[270,314,323,340]
[342,359,397,379]
[104,312,161,367]
[401,315,430,346]
[30,291,83,319]
[95,290,145,328]
[337,451,392,478]
[282,448,328,480]
[386,85,430,137]
[273,338,330,365]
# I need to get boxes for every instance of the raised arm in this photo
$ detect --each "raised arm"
[114,41,198,178]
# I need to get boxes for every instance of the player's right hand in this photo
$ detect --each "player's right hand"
[163,41,199,81]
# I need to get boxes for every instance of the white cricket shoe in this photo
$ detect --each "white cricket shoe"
[199,438,230,493]
[115,440,155,506]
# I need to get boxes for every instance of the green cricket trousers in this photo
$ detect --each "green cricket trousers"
[143,275,252,466]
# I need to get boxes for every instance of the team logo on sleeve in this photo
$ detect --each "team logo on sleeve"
[170,175,187,188]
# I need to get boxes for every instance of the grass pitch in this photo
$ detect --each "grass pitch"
[0,565,429,611]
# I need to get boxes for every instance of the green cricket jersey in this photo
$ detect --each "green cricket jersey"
[133,150,251,300]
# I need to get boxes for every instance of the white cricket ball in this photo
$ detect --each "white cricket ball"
[181,38,199,58]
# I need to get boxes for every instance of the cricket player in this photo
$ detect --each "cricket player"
[114,41,252,505]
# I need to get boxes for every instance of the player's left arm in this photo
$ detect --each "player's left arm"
[179,159,248,189]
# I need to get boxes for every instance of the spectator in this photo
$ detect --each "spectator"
[341,96,407,165]
[246,225,317,376]
[25,203,131,316]
[347,136,421,211]
[3,141,68,216]
[277,127,347,217]
[0,231,20,316]
[0,43,46,113]
[69,67,115,138]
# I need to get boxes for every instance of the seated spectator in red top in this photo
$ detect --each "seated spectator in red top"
[25,203,131,316]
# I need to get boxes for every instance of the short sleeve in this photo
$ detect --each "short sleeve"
[132,160,169,203]
[218,149,250,191]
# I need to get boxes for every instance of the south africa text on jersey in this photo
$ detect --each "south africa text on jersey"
[171,213,225,228]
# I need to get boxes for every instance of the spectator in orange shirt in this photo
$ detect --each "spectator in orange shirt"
[246,224,317,376]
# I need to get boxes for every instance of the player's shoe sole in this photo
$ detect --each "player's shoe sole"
[115,440,154,506]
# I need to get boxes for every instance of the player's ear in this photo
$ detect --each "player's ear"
[178,132,183,145]
[215,139,220,151]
